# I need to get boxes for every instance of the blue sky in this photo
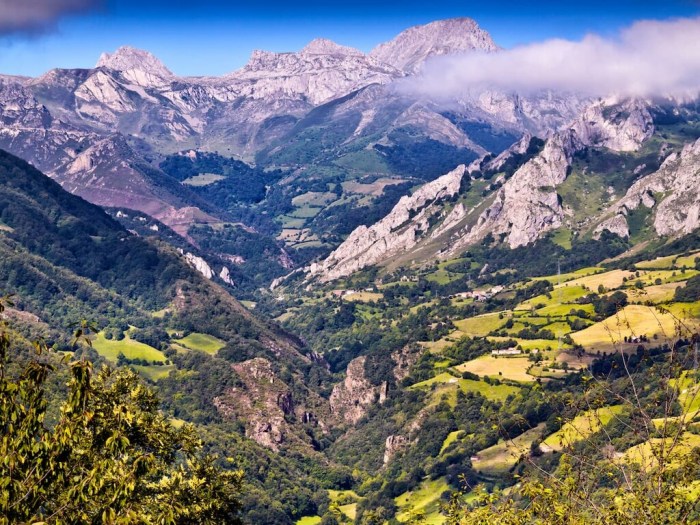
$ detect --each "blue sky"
[1,0,698,77]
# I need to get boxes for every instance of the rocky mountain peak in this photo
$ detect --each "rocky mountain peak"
[300,38,364,57]
[369,17,498,73]
[96,46,173,78]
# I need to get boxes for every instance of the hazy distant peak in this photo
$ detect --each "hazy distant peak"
[370,17,498,73]
[96,46,173,77]
[300,38,364,57]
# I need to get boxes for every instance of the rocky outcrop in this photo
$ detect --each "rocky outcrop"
[329,356,387,425]
[369,18,497,74]
[450,97,654,249]
[181,251,214,280]
[460,129,581,248]
[597,138,700,238]
[384,435,409,465]
[310,165,466,281]
[468,132,533,175]
[571,97,654,152]
[308,97,657,281]
[391,345,421,381]
[219,266,234,286]
[214,357,330,451]
[594,214,630,239]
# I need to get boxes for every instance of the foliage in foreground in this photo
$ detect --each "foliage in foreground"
[0,309,243,525]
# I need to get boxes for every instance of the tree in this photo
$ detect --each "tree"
[0,307,243,524]
[442,310,700,525]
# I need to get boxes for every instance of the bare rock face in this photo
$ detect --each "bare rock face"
[181,251,214,280]
[97,46,174,80]
[597,138,700,238]
[391,345,421,381]
[213,357,314,451]
[383,435,409,465]
[594,214,630,239]
[469,132,533,175]
[310,165,466,281]
[308,97,657,283]
[369,18,498,74]
[330,356,387,425]
[227,41,399,106]
[570,97,654,152]
[460,130,581,249]
[451,97,654,249]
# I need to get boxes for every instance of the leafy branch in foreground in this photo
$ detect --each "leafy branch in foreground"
[0,301,243,525]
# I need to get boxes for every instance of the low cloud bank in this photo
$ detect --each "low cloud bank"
[400,17,700,99]
[0,0,100,34]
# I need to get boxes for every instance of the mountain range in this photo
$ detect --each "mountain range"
[0,19,585,253]
[2,16,700,524]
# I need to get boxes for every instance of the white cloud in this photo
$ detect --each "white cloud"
[0,0,100,34]
[399,17,700,100]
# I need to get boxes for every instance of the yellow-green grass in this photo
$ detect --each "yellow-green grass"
[536,302,595,317]
[636,254,678,270]
[551,228,573,249]
[512,315,552,326]
[426,269,464,285]
[635,269,699,286]
[621,432,700,469]
[328,490,360,521]
[517,286,589,310]
[546,321,574,338]
[487,336,568,352]
[450,296,475,307]
[532,267,603,284]
[674,252,700,268]
[454,311,511,337]
[625,282,682,304]
[440,430,463,454]
[239,300,257,309]
[291,191,336,207]
[456,355,535,382]
[151,307,170,318]
[502,322,529,335]
[438,257,473,270]
[132,364,176,381]
[473,424,546,474]
[395,478,449,524]
[667,300,700,321]
[294,240,326,249]
[342,177,406,196]
[289,206,322,218]
[296,517,322,525]
[410,300,438,313]
[173,332,225,355]
[181,173,226,186]
[542,405,624,451]
[420,331,465,353]
[565,269,637,292]
[528,366,570,379]
[92,332,166,363]
[410,373,519,403]
[571,305,682,351]
[342,291,383,302]
[279,216,306,228]
[672,371,700,413]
